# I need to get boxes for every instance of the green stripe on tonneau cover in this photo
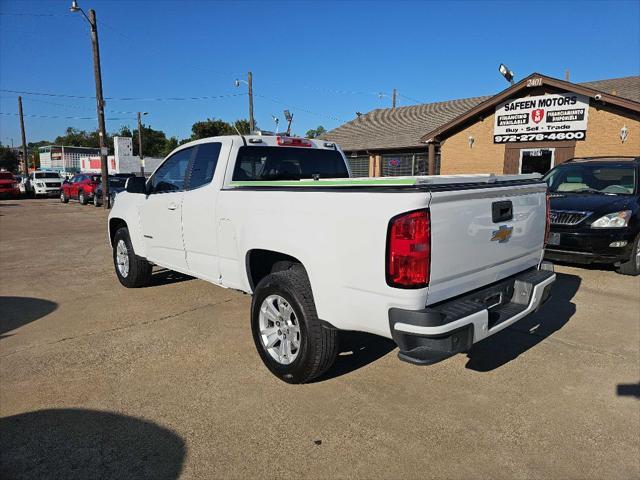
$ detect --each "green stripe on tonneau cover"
[229,178,418,187]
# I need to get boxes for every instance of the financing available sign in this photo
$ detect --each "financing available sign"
[494,92,589,143]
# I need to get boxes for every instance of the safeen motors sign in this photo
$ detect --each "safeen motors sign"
[493,92,589,143]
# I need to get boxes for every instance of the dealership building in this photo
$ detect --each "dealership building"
[324,74,639,177]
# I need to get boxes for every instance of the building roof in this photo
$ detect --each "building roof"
[324,75,640,152]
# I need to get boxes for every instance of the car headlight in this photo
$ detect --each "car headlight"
[36,182,45,187]
[591,210,631,228]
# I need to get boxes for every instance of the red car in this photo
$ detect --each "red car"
[60,173,101,205]
[0,172,20,198]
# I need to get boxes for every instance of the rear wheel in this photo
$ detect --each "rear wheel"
[251,265,338,384]
[78,191,87,205]
[617,235,640,276]
[113,227,152,287]
[93,194,101,207]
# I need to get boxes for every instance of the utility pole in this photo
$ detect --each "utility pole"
[88,9,109,209]
[71,2,109,208]
[138,112,144,176]
[248,71,255,133]
[18,96,28,176]
[392,88,397,109]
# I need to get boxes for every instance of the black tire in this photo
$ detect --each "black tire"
[251,265,338,384]
[112,227,152,288]
[78,191,87,205]
[93,194,101,207]
[617,234,640,276]
[60,191,69,203]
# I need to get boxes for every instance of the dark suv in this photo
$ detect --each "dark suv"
[543,157,639,276]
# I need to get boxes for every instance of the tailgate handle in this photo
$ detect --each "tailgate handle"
[492,200,513,223]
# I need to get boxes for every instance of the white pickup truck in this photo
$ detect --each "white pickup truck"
[108,135,556,383]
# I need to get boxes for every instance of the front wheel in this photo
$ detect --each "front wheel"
[93,194,101,207]
[60,191,69,203]
[617,235,640,276]
[251,265,338,384]
[112,227,152,288]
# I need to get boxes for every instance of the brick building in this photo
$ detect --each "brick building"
[324,74,640,177]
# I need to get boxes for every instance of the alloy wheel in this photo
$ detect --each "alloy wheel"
[115,239,130,277]
[258,294,301,365]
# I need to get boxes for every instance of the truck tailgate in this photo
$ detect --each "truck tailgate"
[427,182,547,305]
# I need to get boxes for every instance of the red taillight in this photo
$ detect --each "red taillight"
[544,193,551,245]
[386,210,430,288]
[276,136,313,147]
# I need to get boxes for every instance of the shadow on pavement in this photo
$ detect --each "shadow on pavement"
[316,331,396,382]
[617,382,640,399]
[0,296,57,339]
[550,258,617,273]
[465,271,581,372]
[0,408,186,480]
[148,268,194,287]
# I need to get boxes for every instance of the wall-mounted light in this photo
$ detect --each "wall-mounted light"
[620,125,629,143]
[468,135,475,148]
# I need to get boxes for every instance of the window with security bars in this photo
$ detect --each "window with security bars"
[346,155,370,177]
[381,153,429,177]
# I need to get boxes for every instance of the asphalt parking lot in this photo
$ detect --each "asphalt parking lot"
[0,198,638,480]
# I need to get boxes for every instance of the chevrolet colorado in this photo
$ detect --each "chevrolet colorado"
[108,135,555,383]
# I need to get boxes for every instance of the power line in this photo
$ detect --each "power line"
[0,12,68,17]
[0,89,247,102]
[2,95,139,115]
[254,93,344,122]
[0,112,134,121]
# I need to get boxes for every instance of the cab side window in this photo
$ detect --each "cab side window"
[149,147,194,193]
[187,142,222,190]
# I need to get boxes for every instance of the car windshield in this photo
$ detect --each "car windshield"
[0,172,14,180]
[232,146,349,181]
[543,163,637,195]
[35,172,60,179]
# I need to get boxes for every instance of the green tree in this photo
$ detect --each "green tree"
[0,146,19,172]
[191,118,236,140]
[305,125,327,138]
[54,127,111,149]
[161,137,179,157]
[190,118,255,140]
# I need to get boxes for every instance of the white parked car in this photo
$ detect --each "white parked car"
[108,135,556,383]
[27,171,63,197]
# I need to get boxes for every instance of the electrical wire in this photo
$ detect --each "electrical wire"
[0,112,135,121]
[254,93,344,122]
[0,89,247,102]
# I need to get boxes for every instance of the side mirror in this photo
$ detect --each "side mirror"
[126,176,147,194]
[63,180,69,184]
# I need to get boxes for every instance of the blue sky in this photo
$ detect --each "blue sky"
[1,0,639,145]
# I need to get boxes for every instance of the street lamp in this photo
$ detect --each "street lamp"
[69,0,110,208]
[138,111,148,176]
[234,72,255,133]
[498,63,515,85]
[271,115,280,134]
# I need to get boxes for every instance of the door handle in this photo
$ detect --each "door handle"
[167,202,178,210]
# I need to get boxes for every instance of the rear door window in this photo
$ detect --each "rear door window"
[232,146,349,181]
[187,142,222,190]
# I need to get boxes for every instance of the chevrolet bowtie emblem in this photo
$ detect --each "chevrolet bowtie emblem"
[491,225,513,243]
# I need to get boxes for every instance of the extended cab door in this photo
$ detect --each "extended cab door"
[181,141,225,282]
[139,147,193,271]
